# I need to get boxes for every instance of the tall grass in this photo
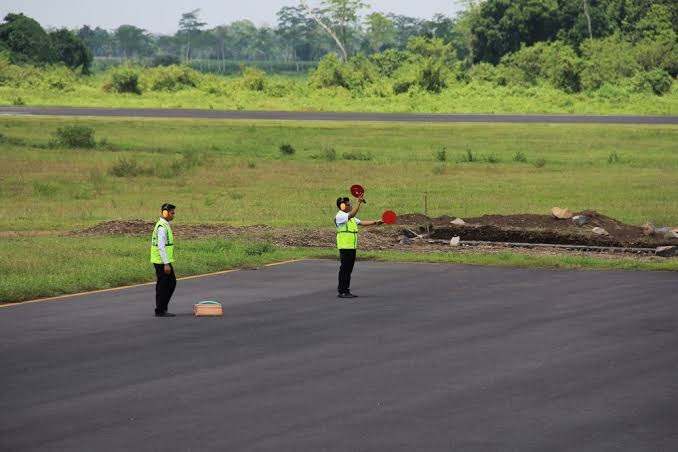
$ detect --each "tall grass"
[0,63,675,115]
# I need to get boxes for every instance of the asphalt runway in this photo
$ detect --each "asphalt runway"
[1,259,677,451]
[1,106,677,124]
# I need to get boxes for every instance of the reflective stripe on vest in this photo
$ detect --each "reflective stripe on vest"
[150,220,174,264]
[336,217,358,249]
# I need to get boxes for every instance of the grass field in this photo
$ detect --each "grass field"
[2,78,677,115]
[1,115,677,302]
[1,116,677,231]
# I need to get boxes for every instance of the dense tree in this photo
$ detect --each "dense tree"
[364,12,395,53]
[277,6,315,60]
[78,25,113,57]
[420,13,459,44]
[470,0,561,64]
[0,13,55,64]
[606,0,678,39]
[114,25,152,59]
[320,0,369,55]
[387,14,425,50]
[49,28,93,74]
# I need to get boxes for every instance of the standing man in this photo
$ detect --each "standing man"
[151,203,177,317]
[335,194,383,298]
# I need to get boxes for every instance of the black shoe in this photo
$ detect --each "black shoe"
[345,292,358,298]
[155,311,176,317]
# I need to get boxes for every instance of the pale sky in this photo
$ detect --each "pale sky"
[0,0,462,34]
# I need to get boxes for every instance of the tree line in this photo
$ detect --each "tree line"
[0,0,675,93]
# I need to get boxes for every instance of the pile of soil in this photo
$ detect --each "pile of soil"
[73,220,398,250]
[71,210,677,257]
[397,211,678,248]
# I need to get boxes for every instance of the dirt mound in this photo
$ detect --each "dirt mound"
[73,220,398,250]
[397,211,678,248]
[73,210,677,251]
[76,220,152,236]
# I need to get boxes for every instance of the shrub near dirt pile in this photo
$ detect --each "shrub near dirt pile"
[53,125,96,148]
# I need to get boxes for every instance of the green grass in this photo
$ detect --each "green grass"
[0,236,325,303]
[1,236,676,303]
[1,116,677,231]
[1,77,676,115]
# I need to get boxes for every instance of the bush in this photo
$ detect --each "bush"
[459,149,477,163]
[633,35,678,78]
[160,152,204,177]
[418,58,447,93]
[502,41,582,93]
[107,66,141,94]
[264,81,289,97]
[632,69,673,95]
[435,147,447,162]
[608,152,621,164]
[54,125,96,148]
[534,158,546,168]
[580,36,640,91]
[240,66,266,91]
[109,157,150,177]
[279,143,296,156]
[513,152,528,163]
[342,151,372,161]
[147,65,199,92]
[322,145,337,161]
[371,49,409,77]
[309,53,349,89]
[343,53,380,91]
[0,133,25,146]
[42,65,79,91]
[392,63,418,94]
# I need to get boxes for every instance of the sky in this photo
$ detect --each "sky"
[0,0,462,34]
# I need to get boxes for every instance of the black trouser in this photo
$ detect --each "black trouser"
[154,263,176,314]
[338,249,357,294]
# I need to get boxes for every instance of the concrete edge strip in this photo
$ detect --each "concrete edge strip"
[0,259,306,308]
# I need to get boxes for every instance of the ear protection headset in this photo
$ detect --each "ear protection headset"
[336,197,350,211]
[161,203,175,219]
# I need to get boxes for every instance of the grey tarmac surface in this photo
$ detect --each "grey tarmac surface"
[1,106,678,124]
[1,259,677,451]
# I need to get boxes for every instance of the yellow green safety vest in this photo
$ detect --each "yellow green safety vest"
[150,220,174,264]
[336,217,358,249]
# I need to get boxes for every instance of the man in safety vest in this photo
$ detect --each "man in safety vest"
[151,203,177,317]
[335,195,383,298]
